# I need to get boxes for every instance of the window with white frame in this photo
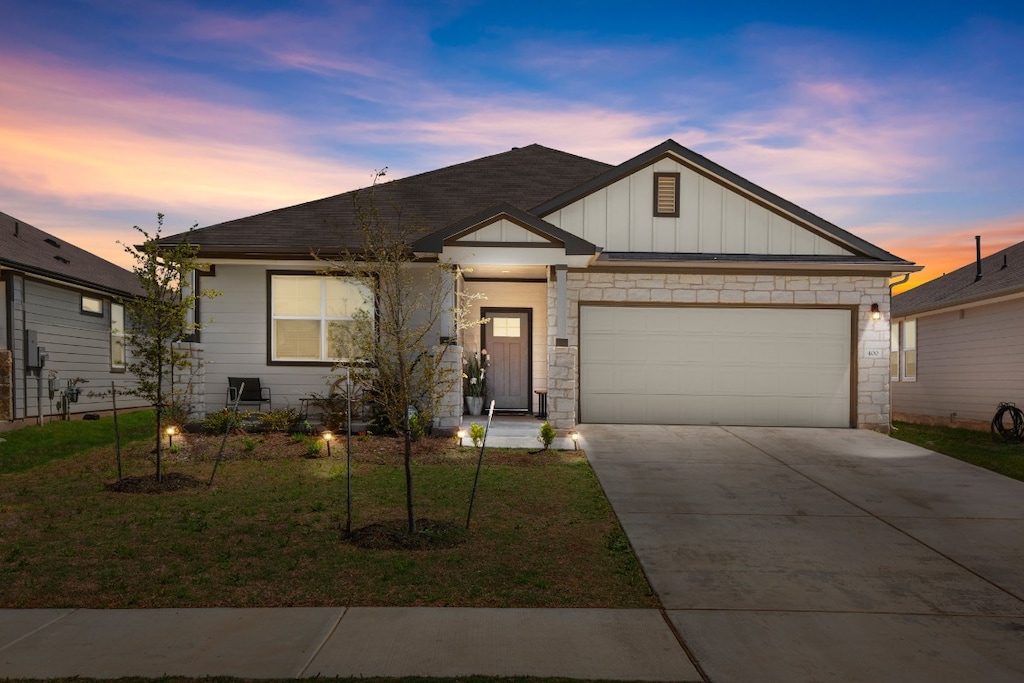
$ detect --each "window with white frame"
[891,320,917,382]
[111,302,126,370]
[270,274,372,362]
[890,322,900,381]
[902,319,917,381]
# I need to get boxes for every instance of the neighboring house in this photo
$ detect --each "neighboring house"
[161,140,918,431]
[0,211,146,430]
[891,239,1024,430]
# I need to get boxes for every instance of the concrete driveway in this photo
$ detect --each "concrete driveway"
[581,425,1024,683]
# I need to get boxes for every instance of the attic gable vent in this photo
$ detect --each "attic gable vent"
[45,237,61,248]
[653,172,680,217]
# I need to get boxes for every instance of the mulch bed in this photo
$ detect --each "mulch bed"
[105,472,207,494]
[346,518,468,550]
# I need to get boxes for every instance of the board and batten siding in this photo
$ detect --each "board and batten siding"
[455,219,549,244]
[892,297,1024,425]
[543,157,853,256]
[462,280,548,414]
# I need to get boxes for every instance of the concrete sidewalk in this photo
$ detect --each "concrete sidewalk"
[0,607,700,680]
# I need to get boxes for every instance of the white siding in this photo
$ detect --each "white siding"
[199,263,451,415]
[457,219,547,243]
[892,297,1024,424]
[544,157,852,256]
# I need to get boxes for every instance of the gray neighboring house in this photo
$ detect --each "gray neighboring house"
[161,140,919,431]
[1,211,146,430]
[891,239,1024,430]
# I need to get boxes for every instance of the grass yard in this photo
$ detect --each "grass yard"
[0,416,655,610]
[891,421,1024,483]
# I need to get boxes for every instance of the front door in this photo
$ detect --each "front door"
[482,308,531,411]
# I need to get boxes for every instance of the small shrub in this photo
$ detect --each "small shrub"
[538,422,556,450]
[304,437,323,458]
[290,432,307,444]
[469,423,485,447]
[242,437,260,453]
[257,408,300,433]
[202,408,246,434]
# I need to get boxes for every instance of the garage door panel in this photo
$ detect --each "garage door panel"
[581,306,851,427]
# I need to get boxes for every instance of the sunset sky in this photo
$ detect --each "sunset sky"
[2,1,1022,291]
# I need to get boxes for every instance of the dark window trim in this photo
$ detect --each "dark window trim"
[266,270,377,367]
[653,172,681,218]
[81,294,104,317]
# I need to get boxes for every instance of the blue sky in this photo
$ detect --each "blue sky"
[2,0,1022,284]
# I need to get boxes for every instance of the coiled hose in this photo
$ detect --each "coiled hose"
[991,402,1024,443]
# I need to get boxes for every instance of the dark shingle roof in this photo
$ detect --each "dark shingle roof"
[0,211,142,297]
[167,144,612,258]
[892,240,1024,317]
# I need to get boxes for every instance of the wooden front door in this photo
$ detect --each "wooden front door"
[482,308,531,411]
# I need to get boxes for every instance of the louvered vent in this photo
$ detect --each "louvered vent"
[653,172,680,217]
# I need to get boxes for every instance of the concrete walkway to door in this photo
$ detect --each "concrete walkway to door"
[581,425,1024,683]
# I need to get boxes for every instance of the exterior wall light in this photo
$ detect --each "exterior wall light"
[871,303,881,321]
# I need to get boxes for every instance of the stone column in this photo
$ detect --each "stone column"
[434,344,463,434]
[547,345,577,430]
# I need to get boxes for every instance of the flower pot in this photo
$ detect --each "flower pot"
[465,396,484,416]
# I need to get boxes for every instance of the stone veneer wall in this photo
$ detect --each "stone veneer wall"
[435,344,463,434]
[547,272,891,431]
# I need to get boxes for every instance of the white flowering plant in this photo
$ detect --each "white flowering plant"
[463,349,488,397]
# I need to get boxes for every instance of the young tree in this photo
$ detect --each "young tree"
[120,214,215,481]
[329,172,480,534]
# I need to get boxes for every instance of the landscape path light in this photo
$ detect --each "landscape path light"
[569,430,580,450]
[322,430,333,458]
[165,425,178,448]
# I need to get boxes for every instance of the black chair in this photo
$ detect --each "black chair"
[226,377,272,412]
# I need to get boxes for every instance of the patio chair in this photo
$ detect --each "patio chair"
[226,377,272,412]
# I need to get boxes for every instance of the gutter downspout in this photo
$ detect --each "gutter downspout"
[887,273,912,433]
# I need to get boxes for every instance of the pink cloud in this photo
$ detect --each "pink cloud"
[0,54,369,217]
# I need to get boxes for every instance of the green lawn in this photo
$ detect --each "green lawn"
[891,421,1024,483]
[0,410,155,474]
[0,423,655,610]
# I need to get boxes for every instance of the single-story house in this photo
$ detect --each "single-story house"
[1,211,147,430]
[161,139,919,431]
[891,239,1024,430]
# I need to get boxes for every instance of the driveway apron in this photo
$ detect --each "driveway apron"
[582,425,1024,683]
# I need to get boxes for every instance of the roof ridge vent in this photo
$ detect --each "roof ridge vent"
[45,237,61,248]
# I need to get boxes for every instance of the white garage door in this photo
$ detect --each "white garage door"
[580,306,851,427]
